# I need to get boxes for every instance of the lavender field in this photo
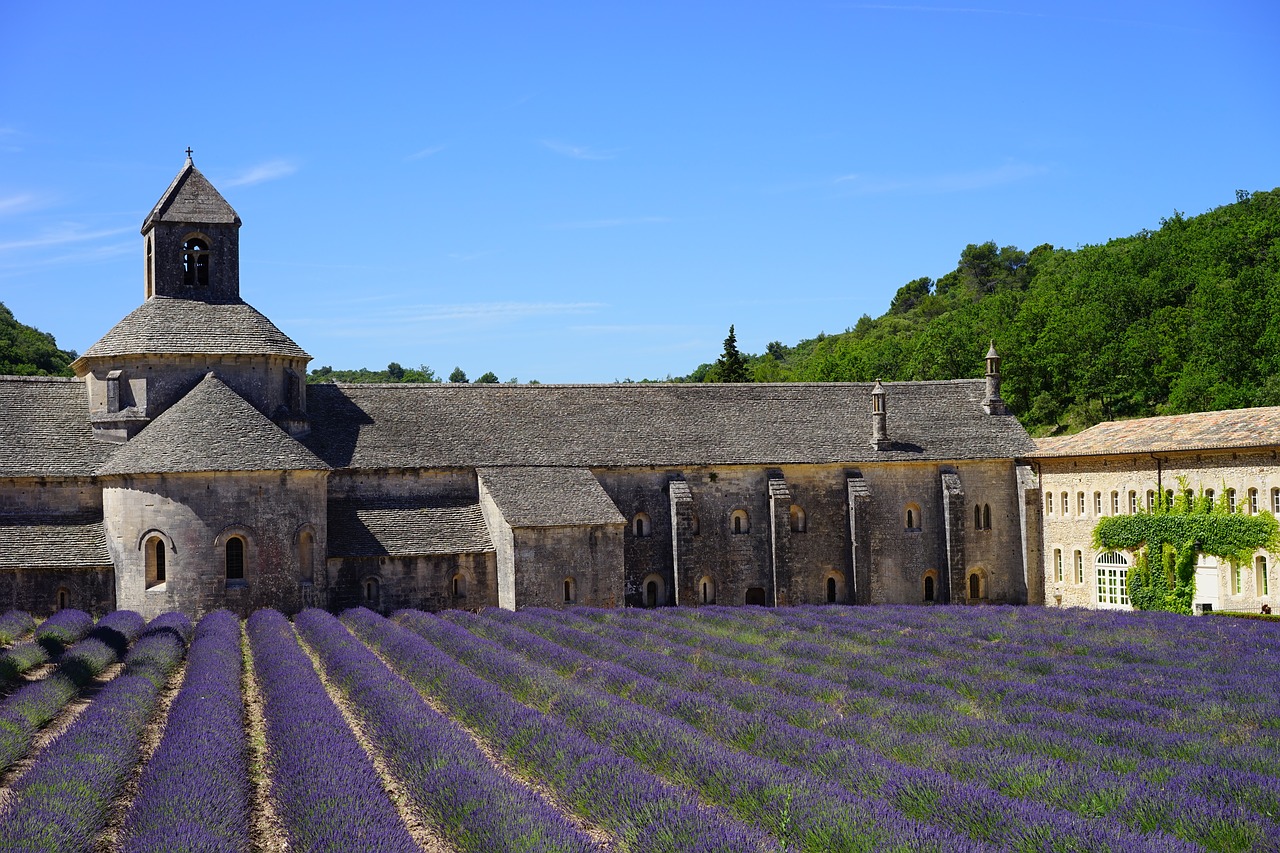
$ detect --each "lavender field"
[0,604,1278,852]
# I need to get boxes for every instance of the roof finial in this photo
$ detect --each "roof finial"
[184,146,193,162]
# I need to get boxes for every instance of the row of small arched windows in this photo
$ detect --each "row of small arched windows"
[631,506,810,537]
[144,528,316,590]
[1047,487,1280,517]
[920,569,986,602]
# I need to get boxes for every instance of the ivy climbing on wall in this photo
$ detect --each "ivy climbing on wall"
[1093,479,1279,614]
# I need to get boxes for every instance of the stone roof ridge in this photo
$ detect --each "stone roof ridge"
[1030,405,1280,458]
[0,375,82,384]
[97,372,329,476]
[142,157,240,232]
[325,378,987,390]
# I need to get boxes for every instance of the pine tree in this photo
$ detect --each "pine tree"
[710,325,750,383]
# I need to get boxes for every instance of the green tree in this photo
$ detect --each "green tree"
[476,371,499,383]
[0,303,76,376]
[707,325,750,383]
[449,367,468,383]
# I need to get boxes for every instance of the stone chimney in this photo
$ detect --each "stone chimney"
[871,380,890,450]
[983,342,1006,415]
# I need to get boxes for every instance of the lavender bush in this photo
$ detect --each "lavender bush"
[0,609,145,772]
[0,612,191,853]
[0,609,34,645]
[120,610,249,853]
[246,608,418,853]
[344,607,776,853]
[296,607,602,853]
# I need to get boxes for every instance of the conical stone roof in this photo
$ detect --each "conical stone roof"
[97,373,328,476]
[142,156,240,232]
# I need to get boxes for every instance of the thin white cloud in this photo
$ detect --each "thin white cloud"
[0,225,132,253]
[405,145,446,161]
[540,140,622,160]
[549,216,669,230]
[223,159,297,187]
[0,194,43,216]
[834,162,1045,195]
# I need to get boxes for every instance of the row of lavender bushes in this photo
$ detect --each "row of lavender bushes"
[343,607,777,853]
[0,608,85,695]
[119,610,250,853]
[0,612,192,852]
[0,609,145,772]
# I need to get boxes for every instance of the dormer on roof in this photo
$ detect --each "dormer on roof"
[141,151,242,302]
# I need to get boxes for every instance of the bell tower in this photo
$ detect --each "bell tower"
[141,149,242,302]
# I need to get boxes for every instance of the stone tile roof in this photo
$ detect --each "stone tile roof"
[327,499,494,557]
[142,158,240,231]
[304,380,1035,469]
[0,377,116,478]
[478,467,626,528]
[78,297,309,362]
[97,373,329,476]
[0,515,111,568]
[1030,406,1280,459]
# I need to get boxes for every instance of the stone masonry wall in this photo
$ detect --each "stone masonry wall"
[1039,450,1280,612]
[327,551,496,613]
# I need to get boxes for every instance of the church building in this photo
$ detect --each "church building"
[0,157,1042,618]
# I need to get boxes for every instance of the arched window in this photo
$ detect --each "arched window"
[982,504,991,530]
[1248,488,1259,515]
[974,504,982,529]
[1232,561,1243,595]
[826,576,837,603]
[1128,491,1138,514]
[1061,492,1069,516]
[790,505,807,533]
[1094,492,1103,515]
[823,571,845,604]
[145,536,166,589]
[1077,492,1085,515]
[698,575,716,604]
[1227,488,1237,513]
[968,572,982,600]
[363,576,380,605]
[1166,489,1175,507]
[1273,487,1280,515]
[1110,491,1120,515]
[1074,550,1084,584]
[645,580,658,607]
[453,574,467,599]
[1045,493,1053,515]
[641,573,664,608]
[225,536,245,582]
[1146,490,1155,510]
[1095,551,1130,608]
[1205,488,1215,505]
[1256,556,1269,597]
[730,509,750,534]
[298,529,314,583]
[56,588,69,611]
[145,237,154,298]
[563,577,577,604]
[632,512,651,538]
[1053,548,1063,582]
[744,587,768,605]
[182,237,210,287]
[923,575,935,602]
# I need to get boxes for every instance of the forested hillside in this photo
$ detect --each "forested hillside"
[700,189,1280,435]
[0,303,76,376]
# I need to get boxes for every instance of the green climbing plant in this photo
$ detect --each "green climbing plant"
[1092,479,1279,614]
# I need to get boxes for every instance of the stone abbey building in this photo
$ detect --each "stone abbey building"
[0,158,1042,618]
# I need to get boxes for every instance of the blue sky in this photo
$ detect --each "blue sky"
[1,1,1277,382]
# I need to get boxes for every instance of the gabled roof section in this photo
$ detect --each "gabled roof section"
[478,467,626,528]
[142,156,240,232]
[97,373,328,476]
[1031,406,1280,459]
[0,514,111,568]
[328,499,494,557]
[303,380,1036,469]
[77,297,309,364]
[0,376,117,478]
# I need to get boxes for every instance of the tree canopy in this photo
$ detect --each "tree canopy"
[0,303,76,376]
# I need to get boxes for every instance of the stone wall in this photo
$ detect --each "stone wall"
[509,524,625,609]
[1038,449,1280,611]
[0,478,103,516]
[104,469,327,619]
[0,567,114,617]
[326,551,496,613]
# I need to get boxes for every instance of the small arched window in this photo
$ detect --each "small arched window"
[1273,487,1280,515]
[363,576,380,605]
[1094,492,1103,515]
[145,536,166,589]
[974,504,982,529]
[1248,488,1259,515]
[1205,488,1215,505]
[1061,492,1069,516]
[1054,548,1063,582]
[145,237,154,298]
[1227,488,1237,513]
[298,529,314,583]
[645,580,658,607]
[982,504,991,530]
[1146,490,1155,510]
[1045,493,1053,515]
[182,237,210,287]
[563,577,577,604]
[923,575,935,602]
[823,571,845,604]
[632,512,651,538]
[1110,491,1120,515]
[453,574,467,598]
[790,505,807,533]
[1077,492,1085,515]
[56,588,69,611]
[698,575,716,604]
[969,572,982,600]
[1074,550,1084,584]
[1256,556,1269,597]
[225,536,245,582]
[1128,491,1138,514]
[826,576,837,603]
[730,509,750,535]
